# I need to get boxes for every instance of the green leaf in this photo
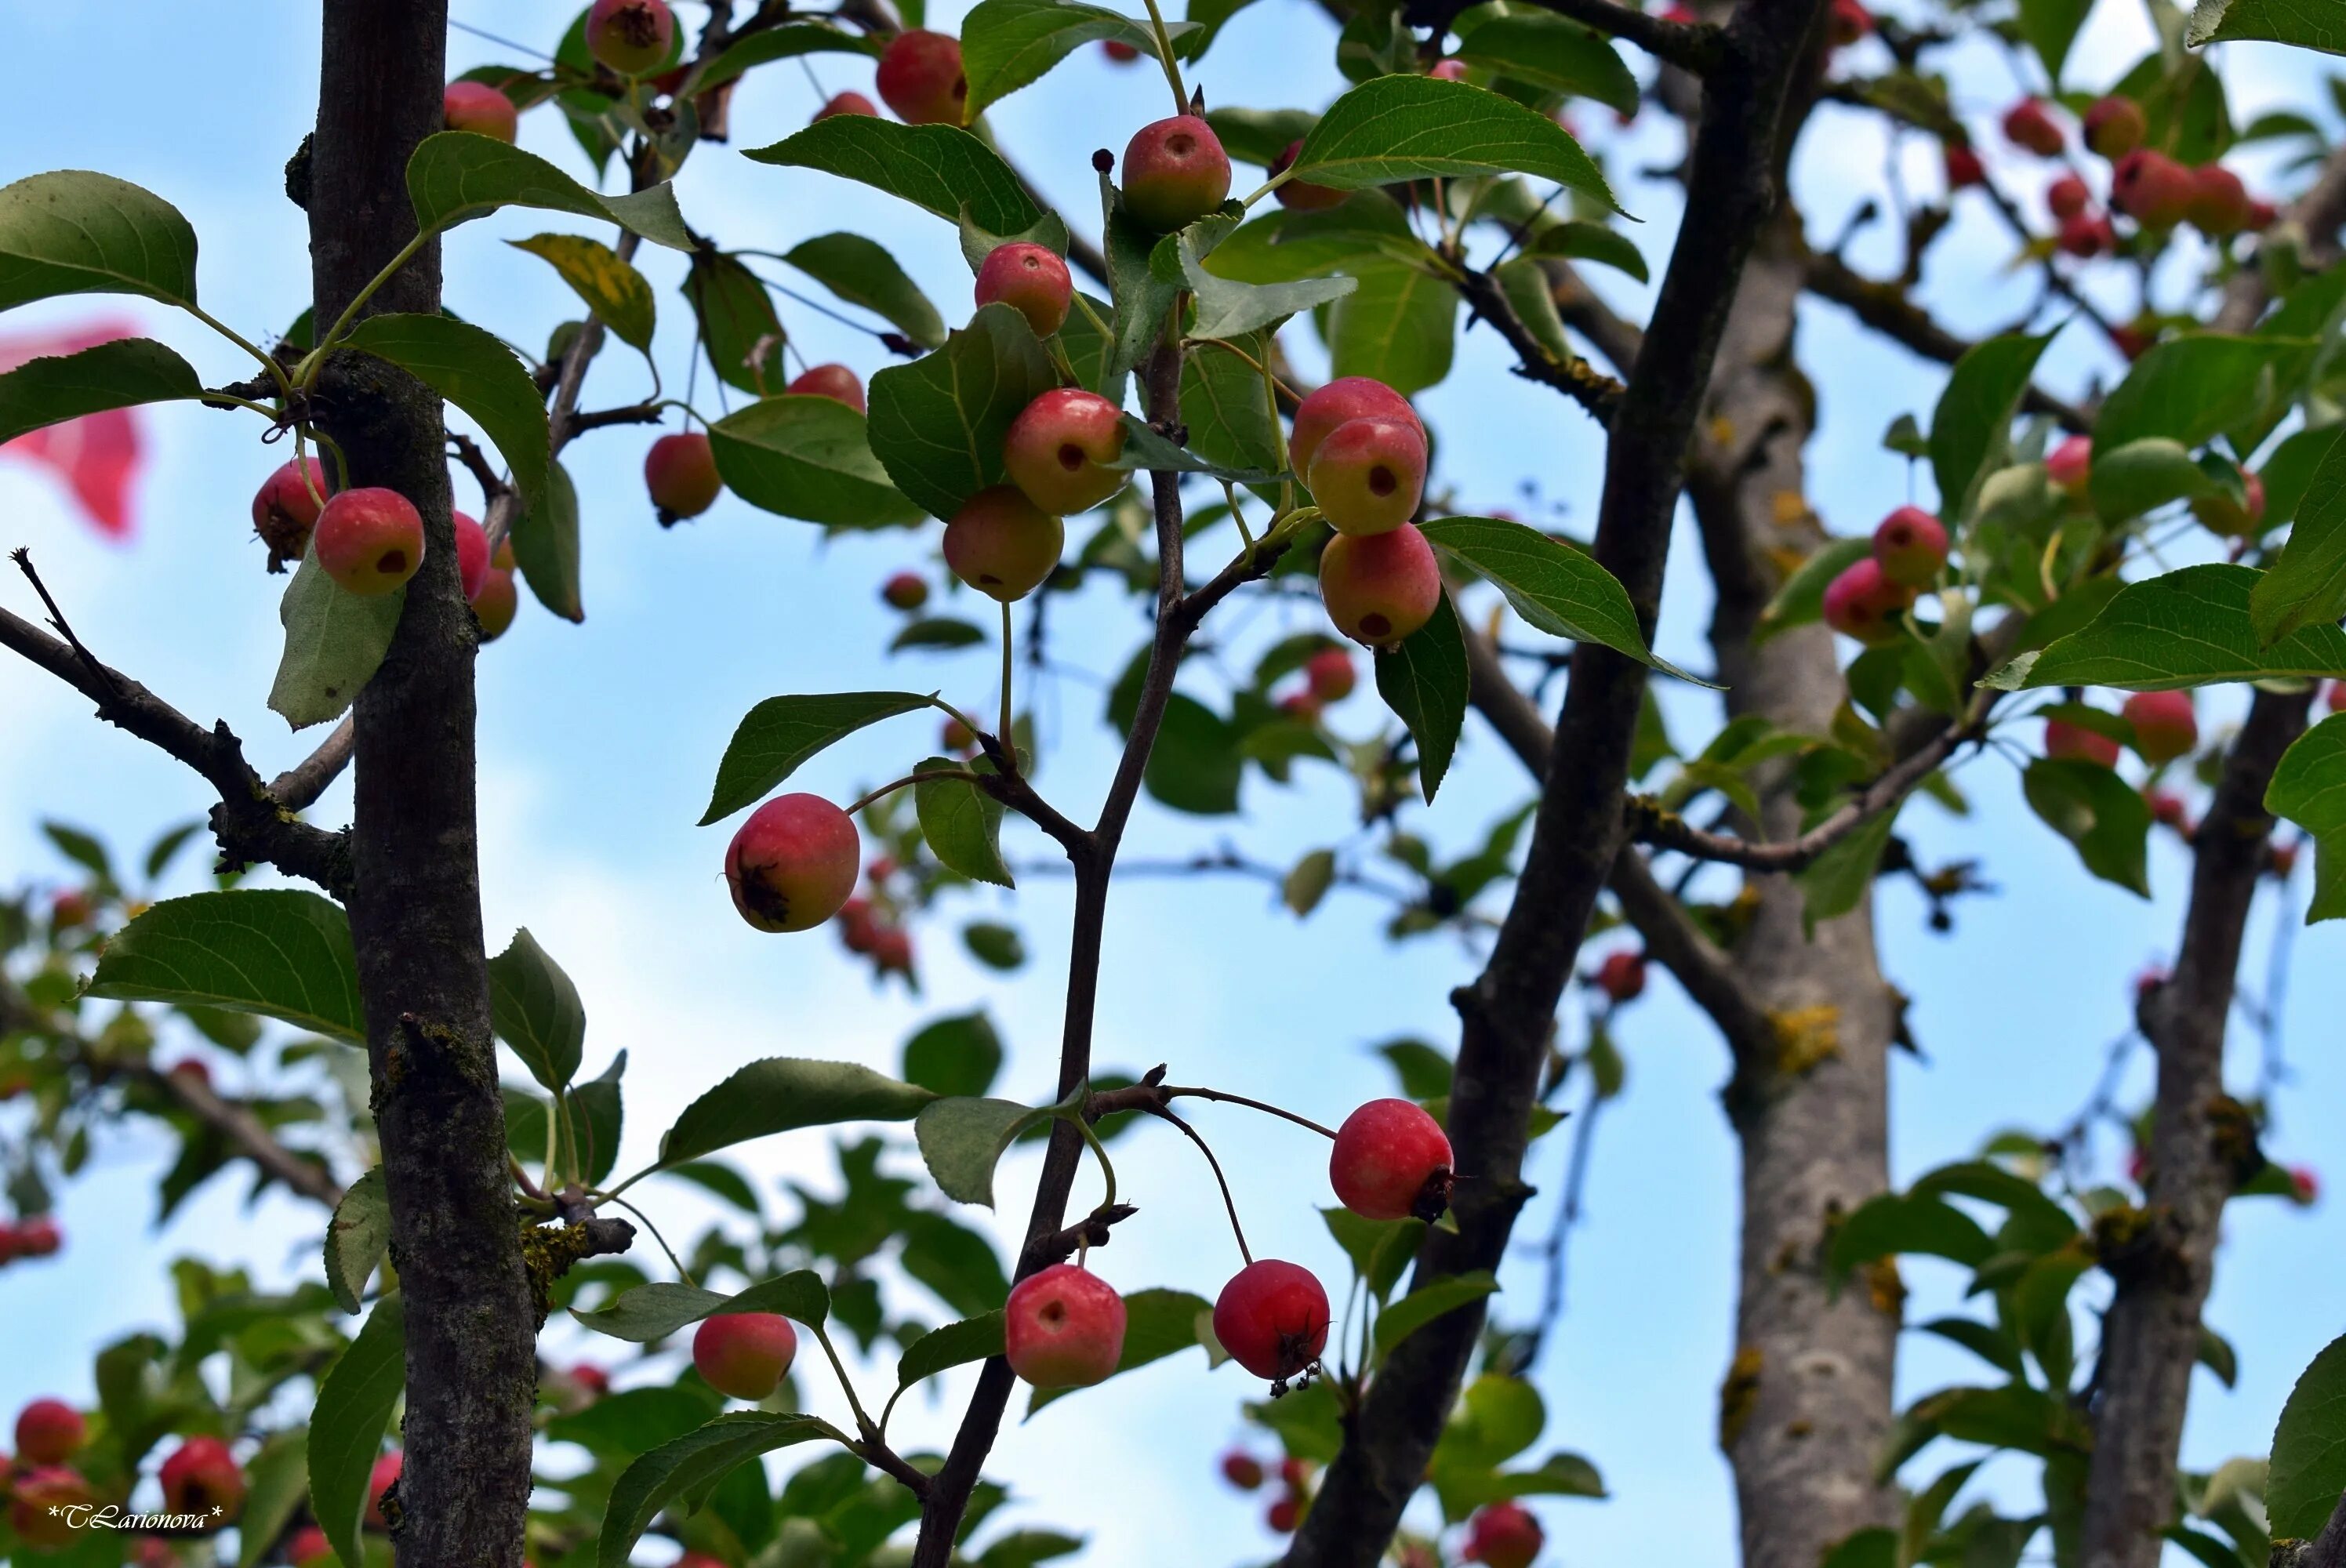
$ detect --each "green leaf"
[1204,107,1321,166]
[2003,565,2346,691]
[1421,515,1692,678]
[1452,13,1636,112]
[1826,1192,1994,1280]
[405,131,692,249]
[325,1169,390,1315]
[1142,691,1246,815]
[1521,220,1648,282]
[2265,716,2346,924]
[0,337,200,443]
[893,615,990,652]
[903,1010,1007,1098]
[1756,536,1872,643]
[2249,426,2346,644]
[235,1429,310,1568]
[2268,1333,2346,1539]
[660,1058,935,1164]
[2187,0,2346,53]
[916,1096,1053,1206]
[682,252,786,394]
[1325,260,1454,397]
[1484,1450,1607,1503]
[2017,0,2093,82]
[42,820,111,882]
[1796,808,1898,931]
[309,1294,405,1568]
[1494,256,1575,365]
[979,1531,1087,1568]
[88,889,365,1043]
[747,118,1042,236]
[866,303,1058,518]
[547,1385,723,1455]
[1029,1287,1210,1413]
[597,1414,833,1568]
[1375,1271,1498,1356]
[962,0,1196,118]
[710,394,924,529]
[916,757,1013,887]
[666,1160,763,1215]
[1930,332,2054,523]
[574,1270,830,1342]
[2088,437,2226,522]
[783,232,948,350]
[1100,187,1181,383]
[569,1052,626,1186]
[268,544,404,730]
[343,311,549,511]
[0,170,198,311]
[896,1311,1007,1390]
[696,21,883,90]
[1376,586,1470,802]
[508,233,656,353]
[511,457,584,622]
[2023,758,2154,897]
[487,928,586,1094]
[963,205,1077,275]
[1288,75,1619,211]
[2095,333,2311,455]
[700,691,934,824]
[1182,335,1284,475]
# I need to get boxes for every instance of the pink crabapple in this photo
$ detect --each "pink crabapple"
[975,242,1074,338]
[2190,470,2266,537]
[1102,38,1141,62]
[1429,57,1469,80]
[1288,377,1422,479]
[1871,506,1947,588]
[1944,142,1985,190]
[1120,115,1233,231]
[12,1468,95,1549]
[586,0,676,75]
[1820,556,1912,646]
[2002,98,2064,157]
[2188,165,2253,237]
[2084,96,2146,158]
[2047,173,2090,222]
[1004,1264,1128,1388]
[1329,1098,1454,1221]
[1221,1451,1266,1490]
[1464,1501,1545,1568]
[787,363,867,413]
[2123,691,2197,764]
[725,794,862,933]
[693,1311,799,1400]
[470,566,518,642]
[443,81,518,142]
[815,91,878,122]
[2113,151,2195,227]
[1595,949,1647,1003]
[1320,524,1442,648]
[1828,0,1872,45]
[944,485,1065,601]
[876,31,966,125]
[1004,387,1128,514]
[645,432,723,521]
[2046,435,2092,490]
[2045,717,2122,768]
[1305,647,1356,702]
[1213,1259,1332,1382]
[16,1398,86,1464]
[452,510,490,601]
[1269,140,1348,211]
[1309,416,1428,536]
[158,1435,246,1522]
[882,572,929,611]
[314,488,425,596]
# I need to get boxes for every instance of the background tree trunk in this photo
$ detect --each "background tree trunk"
[307,3,538,1563]
[1687,215,1902,1568]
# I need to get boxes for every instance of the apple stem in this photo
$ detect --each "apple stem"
[1149,1103,1253,1265]
[1134,0,1188,115]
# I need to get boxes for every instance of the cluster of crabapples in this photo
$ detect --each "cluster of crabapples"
[1217,1452,1542,1561]
[3,1400,243,1549]
[1940,89,2275,271]
[249,457,519,637]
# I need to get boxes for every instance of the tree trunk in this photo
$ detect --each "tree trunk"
[1687,215,1901,1568]
[307,4,538,1563]
[2080,688,2310,1568]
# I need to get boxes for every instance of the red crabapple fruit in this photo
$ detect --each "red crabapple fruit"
[787,363,866,413]
[1330,1098,1454,1221]
[1309,417,1427,536]
[1213,1260,1331,1382]
[586,0,675,75]
[1004,388,1128,514]
[1463,1501,1544,1568]
[877,31,966,125]
[2045,717,2121,768]
[945,486,1065,601]
[1289,378,1422,480]
[1320,524,1441,648]
[725,795,861,933]
[2123,691,2197,764]
[1870,506,1947,589]
[16,1399,86,1464]
[443,82,518,142]
[645,432,723,520]
[693,1312,798,1400]
[159,1435,246,1522]
[975,243,1074,339]
[1004,1264,1128,1388]
[1120,116,1233,231]
[314,488,425,596]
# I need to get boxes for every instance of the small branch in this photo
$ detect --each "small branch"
[0,580,351,898]
[1454,267,1627,423]
[1404,0,1720,72]
[1019,1203,1139,1271]
[1628,706,1983,873]
[269,716,357,812]
[448,432,511,508]
[1146,1103,1253,1265]
[567,402,666,434]
[121,1061,346,1208]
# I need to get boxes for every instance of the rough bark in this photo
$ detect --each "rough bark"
[308,4,539,1563]
[2080,688,2311,1568]
[1279,3,1831,1561]
[1684,209,1902,1568]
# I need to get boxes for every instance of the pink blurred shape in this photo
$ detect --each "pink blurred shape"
[0,318,150,539]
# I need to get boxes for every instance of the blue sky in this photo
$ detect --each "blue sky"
[2,2,2341,1564]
